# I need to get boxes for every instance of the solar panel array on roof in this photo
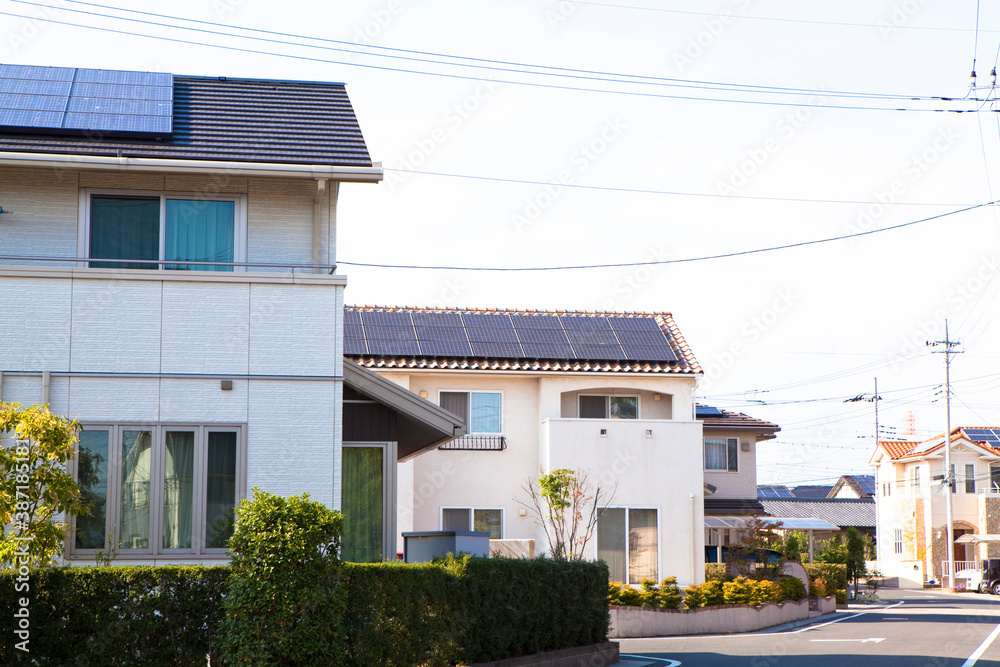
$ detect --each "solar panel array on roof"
[0,64,172,137]
[696,406,724,417]
[757,485,795,499]
[965,428,1000,448]
[346,311,678,362]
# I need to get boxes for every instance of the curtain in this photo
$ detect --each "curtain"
[473,509,503,539]
[628,509,658,584]
[75,430,109,550]
[90,196,159,269]
[163,432,194,549]
[579,395,607,419]
[165,199,235,271]
[120,431,152,549]
[206,432,237,548]
[705,439,727,470]
[470,392,501,433]
[342,447,384,563]
[597,508,626,583]
[440,392,469,422]
[442,508,470,531]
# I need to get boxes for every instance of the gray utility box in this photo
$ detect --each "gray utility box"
[402,531,490,563]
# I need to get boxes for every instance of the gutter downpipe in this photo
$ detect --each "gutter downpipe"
[313,179,328,272]
[690,492,697,584]
[42,370,50,406]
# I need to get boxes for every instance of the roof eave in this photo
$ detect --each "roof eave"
[0,151,384,182]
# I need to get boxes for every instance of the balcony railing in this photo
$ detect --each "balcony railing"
[438,436,507,451]
[942,560,979,576]
[0,254,337,274]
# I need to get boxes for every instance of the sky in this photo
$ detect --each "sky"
[3,0,1000,486]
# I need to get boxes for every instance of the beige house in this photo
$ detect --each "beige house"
[870,428,1000,582]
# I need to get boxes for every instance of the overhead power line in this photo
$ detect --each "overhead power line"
[338,201,996,272]
[0,2,992,111]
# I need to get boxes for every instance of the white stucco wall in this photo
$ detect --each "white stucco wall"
[385,369,705,587]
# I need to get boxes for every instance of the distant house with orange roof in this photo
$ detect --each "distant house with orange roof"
[870,427,1000,583]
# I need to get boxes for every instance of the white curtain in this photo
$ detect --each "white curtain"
[163,432,194,549]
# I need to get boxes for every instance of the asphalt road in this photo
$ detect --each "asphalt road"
[618,588,1000,666]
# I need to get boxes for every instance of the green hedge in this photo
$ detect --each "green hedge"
[0,565,228,666]
[0,558,607,666]
[804,563,848,593]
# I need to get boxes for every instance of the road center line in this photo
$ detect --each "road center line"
[962,620,1000,667]
[786,600,905,634]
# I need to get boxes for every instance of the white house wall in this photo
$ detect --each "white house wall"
[383,369,705,587]
[0,166,346,516]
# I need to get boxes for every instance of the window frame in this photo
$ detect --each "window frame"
[704,437,738,472]
[893,528,903,555]
[78,189,249,271]
[440,506,505,539]
[577,394,640,419]
[966,463,977,494]
[438,390,504,436]
[342,441,398,563]
[67,423,247,560]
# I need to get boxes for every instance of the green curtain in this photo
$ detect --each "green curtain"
[165,199,235,271]
[342,447,384,563]
[90,196,160,269]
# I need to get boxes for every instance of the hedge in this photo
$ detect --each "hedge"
[803,563,848,593]
[0,558,608,666]
[0,565,228,666]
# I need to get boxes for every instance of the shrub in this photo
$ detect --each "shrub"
[804,563,847,592]
[810,576,828,597]
[705,563,726,581]
[682,583,705,609]
[722,577,782,606]
[779,576,806,601]
[608,578,682,610]
[836,589,848,605]
[216,488,347,667]
[701,579,726,606]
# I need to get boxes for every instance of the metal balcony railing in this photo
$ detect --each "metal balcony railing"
[438,436,507,451]
[0,254,338,274]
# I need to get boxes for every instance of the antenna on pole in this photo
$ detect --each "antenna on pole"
[927,320,962,589]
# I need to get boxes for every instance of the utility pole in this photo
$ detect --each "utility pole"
[928,320,961,589]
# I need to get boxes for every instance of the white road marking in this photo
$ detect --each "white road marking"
[785,601,905,634]
[961,620,1000,667]
[620,656,681,666]
[810,637,885,643]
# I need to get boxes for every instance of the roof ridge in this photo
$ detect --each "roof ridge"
[344,304,673,317]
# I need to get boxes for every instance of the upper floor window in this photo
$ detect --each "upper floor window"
[71,423,244,558]
[967,464,977,494]
[440,391,502,434]
[705,438,738,471]
[894,528,903,555]
[579,395,638,419]
[82,191,247,270]
[910,465,921,492]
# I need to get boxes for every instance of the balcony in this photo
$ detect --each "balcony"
[438,436,507,452]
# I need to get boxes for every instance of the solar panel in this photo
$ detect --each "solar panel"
[462,313,523,358]
[510,314,575,359]
[361,311,420,356]
[343,309,367,355]
[560,316,626,360]
[0,65,173,137]
[413,312,473,357]
[965,429,1000,447]
[696,406,724,417]
[608,317,676,362]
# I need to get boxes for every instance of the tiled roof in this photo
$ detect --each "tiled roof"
[840,474,875,497]
[697,405,780,435]
[790,485,834,499]
[760,499,876,528]
[344,305,702,374]
[875,427,1000,461]
[0,75,372,166]
[704,498,765,515]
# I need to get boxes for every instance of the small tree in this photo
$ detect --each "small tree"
[0,402,87,566]
[726,515,785,579]
[519,468,614,561]
[784,530,806,563]
[845,527,867,597]
[217,488,347,666]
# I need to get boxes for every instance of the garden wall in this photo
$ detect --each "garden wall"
[608,595,836,638]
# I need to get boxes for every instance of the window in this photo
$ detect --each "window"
[342,443,397,563]
[71,424,244,557]
[579,395,638,419]
[597,508,658,584]
[949,464,956,493]
[440,391,502,434]
[83,191,246,270]
[967,464,977,494]
[992,465,1000,493]
[910,466,921,492]
[705,438,738,471]
[894,528,903,555]
[441,507,503,539]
